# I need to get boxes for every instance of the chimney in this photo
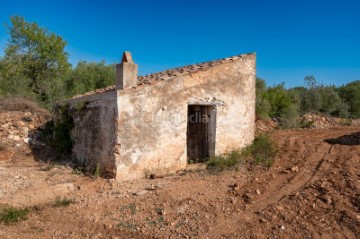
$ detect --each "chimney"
[116,51,138,90]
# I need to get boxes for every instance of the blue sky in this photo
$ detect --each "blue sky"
[0,0,359,87]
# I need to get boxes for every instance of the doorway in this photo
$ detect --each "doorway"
[187,105,216,162]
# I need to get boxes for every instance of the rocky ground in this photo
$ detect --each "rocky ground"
[0,100,359,238]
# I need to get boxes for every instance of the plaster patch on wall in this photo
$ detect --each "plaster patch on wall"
[131,148,141,164]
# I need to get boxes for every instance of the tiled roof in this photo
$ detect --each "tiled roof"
[69,53,250,100]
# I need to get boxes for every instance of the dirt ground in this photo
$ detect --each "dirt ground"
[0,107,359,238]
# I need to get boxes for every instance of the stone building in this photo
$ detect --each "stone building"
[55,52,256,181]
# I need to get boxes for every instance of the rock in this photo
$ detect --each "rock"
[13,135,21,141]
[7,135,14,140]
[23,137,31,144]
[1,124,9,129]
[280,225,285,230]
[133,190,148,196]
[28,124,35,129]
[320,195,332,204]
[276,205,284,211]
[291,166,299,172]
[256,189,261,195]
[22,127,29,135]
[17,121,26,127]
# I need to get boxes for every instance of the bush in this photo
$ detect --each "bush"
[54,197,73,207]
[0,205,29,224]
[250,134,278,168]
[319,86,349,117]
[206,134,277,170]
[263,84,295,119]
[206,150,242,171]
[256,78,271,118]
[278,103,300,128]
[51,104,74,154]
[0,97,46,113]
[338,80,360,118]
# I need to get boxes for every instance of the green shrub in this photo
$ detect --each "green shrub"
[0,206,29,224]
[54,197,73,207]
[54,106,74,154]
[39,104,74,159]
[206,151,241,171]
[338,80,360,118]
[206,134,277,170]
[256,78,271,118]
[264,83,296,119]
[278,103,300,128]
[250,134,278,168]
[340,118,352,126]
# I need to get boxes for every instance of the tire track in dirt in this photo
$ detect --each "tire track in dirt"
[251,140,333,212]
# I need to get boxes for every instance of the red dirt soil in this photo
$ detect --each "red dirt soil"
[0,108,359,238]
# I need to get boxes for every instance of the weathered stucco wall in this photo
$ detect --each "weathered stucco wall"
[59,90,117,177]
[115,53,256,181]
[55,53,256,181]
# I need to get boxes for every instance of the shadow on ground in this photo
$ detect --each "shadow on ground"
[324,132,360,145]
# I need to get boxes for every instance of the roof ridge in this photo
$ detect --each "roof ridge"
[67,53,253,100]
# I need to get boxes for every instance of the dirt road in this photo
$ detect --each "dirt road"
[0,125,359,238]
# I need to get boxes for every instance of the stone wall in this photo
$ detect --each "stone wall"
[114,53,256,181]
[58,90,117,177]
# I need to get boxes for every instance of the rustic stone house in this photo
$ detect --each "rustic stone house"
[55,52,256,181]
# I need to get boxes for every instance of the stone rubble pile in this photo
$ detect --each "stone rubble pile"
[0,111,49,146]
[302,113,336,129]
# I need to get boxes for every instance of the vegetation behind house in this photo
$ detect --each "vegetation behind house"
[0,16,359,124]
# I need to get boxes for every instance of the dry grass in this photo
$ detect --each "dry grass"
[0,97,49,115]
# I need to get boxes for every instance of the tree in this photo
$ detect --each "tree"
[0,16,71,106]
[263,83,300,127]
[287,86,305,111]
[319,86,349,117]
[302,75,322,112]
[255,78,271,118]
[338,80,360,118]
[65,61,115,97]
[264,83,295,118]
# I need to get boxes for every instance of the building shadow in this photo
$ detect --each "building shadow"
[324,132,360,146]
[28,120,73,165]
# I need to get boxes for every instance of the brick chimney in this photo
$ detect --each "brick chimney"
[116,51,138,90]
